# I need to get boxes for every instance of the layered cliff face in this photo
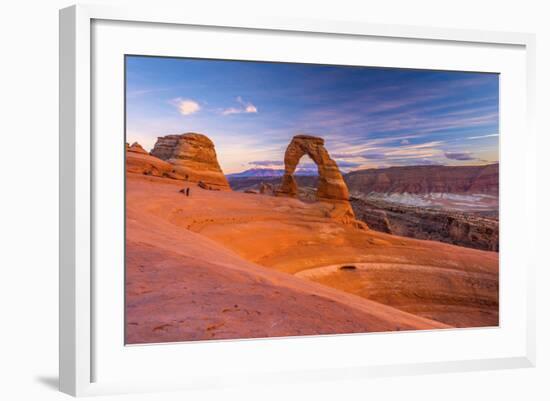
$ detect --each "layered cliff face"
[126,141,178,178]
[345,164,499,195]
[150,133,230,190]
[342,164,499,252]
[350,197,499,252]
[468,163,499,194]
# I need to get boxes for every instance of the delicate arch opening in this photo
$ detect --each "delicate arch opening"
[277,134,350,202]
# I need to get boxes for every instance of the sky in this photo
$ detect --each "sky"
[126,56,499,174]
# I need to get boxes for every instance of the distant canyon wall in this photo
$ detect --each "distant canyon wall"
[350,197,499,252]
[345,164,499,195]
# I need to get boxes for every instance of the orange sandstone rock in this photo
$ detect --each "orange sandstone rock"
[128,142,148,154]
[151,133,230,190]
[126,142,178,178]
[278,134,355,220]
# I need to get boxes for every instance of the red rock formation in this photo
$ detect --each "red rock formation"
[127,142,148,155]
[350,197,499,251]
[126,141,180,178]
[279,135,350,201]
[345,164,499,195]
[150,133,230,190]
[277,135,356,223]
[469,163,499,194]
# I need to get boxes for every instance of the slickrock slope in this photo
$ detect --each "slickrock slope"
[126,174,449,343]
[150,133,230,190]
[345,164,499,195]
[127,242,449,344]
[126,171,499,343]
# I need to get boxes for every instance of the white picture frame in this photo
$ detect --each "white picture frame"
[59,4,536,397]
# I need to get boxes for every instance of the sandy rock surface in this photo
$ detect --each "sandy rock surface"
[126,172,498,343]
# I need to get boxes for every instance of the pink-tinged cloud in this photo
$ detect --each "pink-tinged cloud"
[222,96,258,115]
[171,98,201,116]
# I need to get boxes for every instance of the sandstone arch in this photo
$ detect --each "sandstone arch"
[278,135,358,222]
[279,135,350,201]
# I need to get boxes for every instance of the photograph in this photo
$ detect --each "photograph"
[2,0,545,399]
[124,56,499,344]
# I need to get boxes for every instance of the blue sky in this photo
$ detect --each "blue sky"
[126,56,499,174]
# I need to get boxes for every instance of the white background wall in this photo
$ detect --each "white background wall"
[0,0,547,399]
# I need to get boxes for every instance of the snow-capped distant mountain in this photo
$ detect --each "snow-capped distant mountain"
[227,168,284,178]
[227,168,318,178]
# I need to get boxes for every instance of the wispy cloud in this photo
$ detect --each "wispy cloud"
[331,139,446,168]
[357,152,387,160]
[336,160,362,168]
[222,96,258,115]
[171,98,201,116]
[467,133,499,140]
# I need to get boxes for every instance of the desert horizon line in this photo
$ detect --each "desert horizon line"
[225,161,500,176]
[127,130,499,175]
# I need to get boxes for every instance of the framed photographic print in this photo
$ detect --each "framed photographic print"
[59,4,536,396]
